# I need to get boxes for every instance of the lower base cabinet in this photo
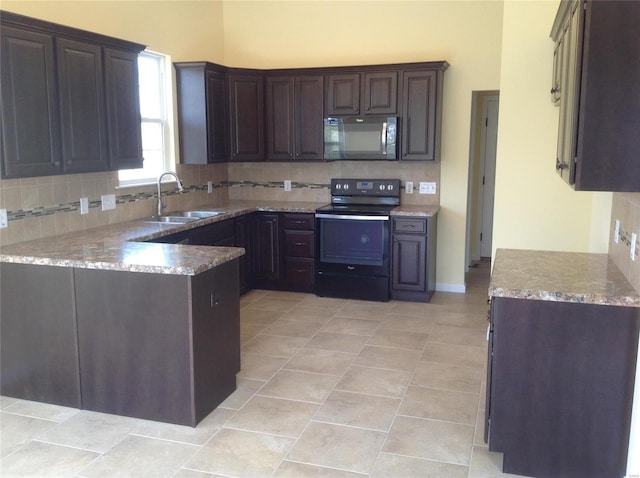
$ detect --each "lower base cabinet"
[75,260,240,426]
[486,297,639,478]
[391,215,436,302]
[0,263,81,408]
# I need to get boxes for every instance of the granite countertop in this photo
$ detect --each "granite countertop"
[490,248,640,307]
[0,199,439,275]
[0,200,323,275]
[391,204,440,217]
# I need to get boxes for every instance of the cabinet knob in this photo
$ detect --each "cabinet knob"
[210,293,220,307]
[53,161,61,167]
[67,160,73,165]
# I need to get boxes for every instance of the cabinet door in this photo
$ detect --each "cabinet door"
[228,73,265,161]
[57,38,109,173]
[294,75,324,160]
[266,76,295,160]
[206,67,228,162]
[363,71,397,114]
[326,73,360,115]
[555,2,581,184]
[104,48,143,170]
[255,213,280,282]
[1,26,62,177]
[236,213,256,294]
[401,70,438,161]
[391,233,427,292]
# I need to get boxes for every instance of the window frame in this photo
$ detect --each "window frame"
[118,50,175,188]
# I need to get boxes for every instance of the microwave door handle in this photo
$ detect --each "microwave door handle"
[381,122,387,147]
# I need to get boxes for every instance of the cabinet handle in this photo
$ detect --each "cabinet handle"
[294,269,306,273]
[294,242,305,246]
[210,293,220,307]
[53,161,61,167]
[404,224,416,228]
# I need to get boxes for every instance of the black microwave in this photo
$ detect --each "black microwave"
[323,116,398,161]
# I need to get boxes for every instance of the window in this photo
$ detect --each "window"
[118,51,173,186]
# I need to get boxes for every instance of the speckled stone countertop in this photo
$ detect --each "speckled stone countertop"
[490,249,640,307]
[0,200,326,275]
[391,205,440,217]
[0,200,439,275]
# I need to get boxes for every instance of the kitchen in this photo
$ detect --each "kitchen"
[1,1,640,477]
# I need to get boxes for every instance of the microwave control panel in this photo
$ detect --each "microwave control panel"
[330,179,401,197]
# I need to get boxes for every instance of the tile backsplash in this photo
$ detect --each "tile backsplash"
[609,192,640,293]
[0,161,439,247]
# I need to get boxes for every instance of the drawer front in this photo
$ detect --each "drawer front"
[284,230,314,258]
[283,213,314,231]
[393,217,427,234]
[285,258,314,290]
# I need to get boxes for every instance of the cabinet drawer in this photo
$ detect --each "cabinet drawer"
[283,213,314,230]
[284,230,314,258]
[393,218,427,234]
[285,258,314,290]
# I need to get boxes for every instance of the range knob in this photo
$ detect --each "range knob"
[335,184,342,190]
[379,184,385,191]
[343,183,350,190]
[387,184,394,191]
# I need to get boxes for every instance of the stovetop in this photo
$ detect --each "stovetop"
[317,178,401,215]
[315,203,397,215]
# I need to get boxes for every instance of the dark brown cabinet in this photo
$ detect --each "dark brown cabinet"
[282,213,315,291]
[0,263,81,408]
[74,260,240,426]
[0,12,145,178]
[391,216,437,302]
[486,296,639,477]
[265,74,324,161]
[175,62,228,164]
[236,213,257,294]
[255,212,281,284]
[227,70,265,161]
[189,218,235,246]
[400,70,441,161]
[326,71,397,116]
[0,25,62,177]
[551,0,640,191]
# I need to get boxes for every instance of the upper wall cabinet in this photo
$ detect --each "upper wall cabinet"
[325,71,397,116]
[265,74,324,161]
[175,62,228,164]
[227,70,265,162]
[551,0,640,191]
[0,11,145,179]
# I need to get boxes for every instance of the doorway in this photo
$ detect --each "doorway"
[465,91,499,270]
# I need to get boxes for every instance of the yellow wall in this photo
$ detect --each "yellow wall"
[492,0,611,255]
[1,1,225,62]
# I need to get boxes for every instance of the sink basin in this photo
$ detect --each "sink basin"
[140,210,224,224]
[171,210,223,218]
[142,215,199,224]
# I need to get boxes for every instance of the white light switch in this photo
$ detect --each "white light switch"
[405,181,414,194]
[207,181,213,193]
[0,208,7,228]
[80,197,89,215]
[284,180,292,192]
[101,194,116,211]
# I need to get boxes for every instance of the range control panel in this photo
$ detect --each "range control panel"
[330,179,401,197]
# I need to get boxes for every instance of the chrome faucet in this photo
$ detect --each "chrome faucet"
[157,171,184,216]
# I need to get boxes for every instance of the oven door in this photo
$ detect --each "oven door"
[315,213,391,301]
[315,213,389,268]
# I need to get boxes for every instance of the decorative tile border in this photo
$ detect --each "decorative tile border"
[4,180,330,222]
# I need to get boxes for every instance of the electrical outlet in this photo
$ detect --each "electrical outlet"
[631,232,637,261]
[101,194,116,211]
[207,181,213,193]
[614,219,620,243]
[0,208,8,228]
[80,197,89,215]
[284,180,292,192]
[419,182,437,194]
[405,181,414,194]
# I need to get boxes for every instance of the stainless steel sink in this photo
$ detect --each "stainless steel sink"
[140,210,224,224]
[142,215,199,224]
[170,210,223,218]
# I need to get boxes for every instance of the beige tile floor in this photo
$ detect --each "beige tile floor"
[0,260,524,477]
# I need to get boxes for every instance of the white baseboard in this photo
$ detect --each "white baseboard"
[435,283,466,294]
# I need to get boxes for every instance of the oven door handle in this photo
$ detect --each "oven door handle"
[315,213,389,221]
